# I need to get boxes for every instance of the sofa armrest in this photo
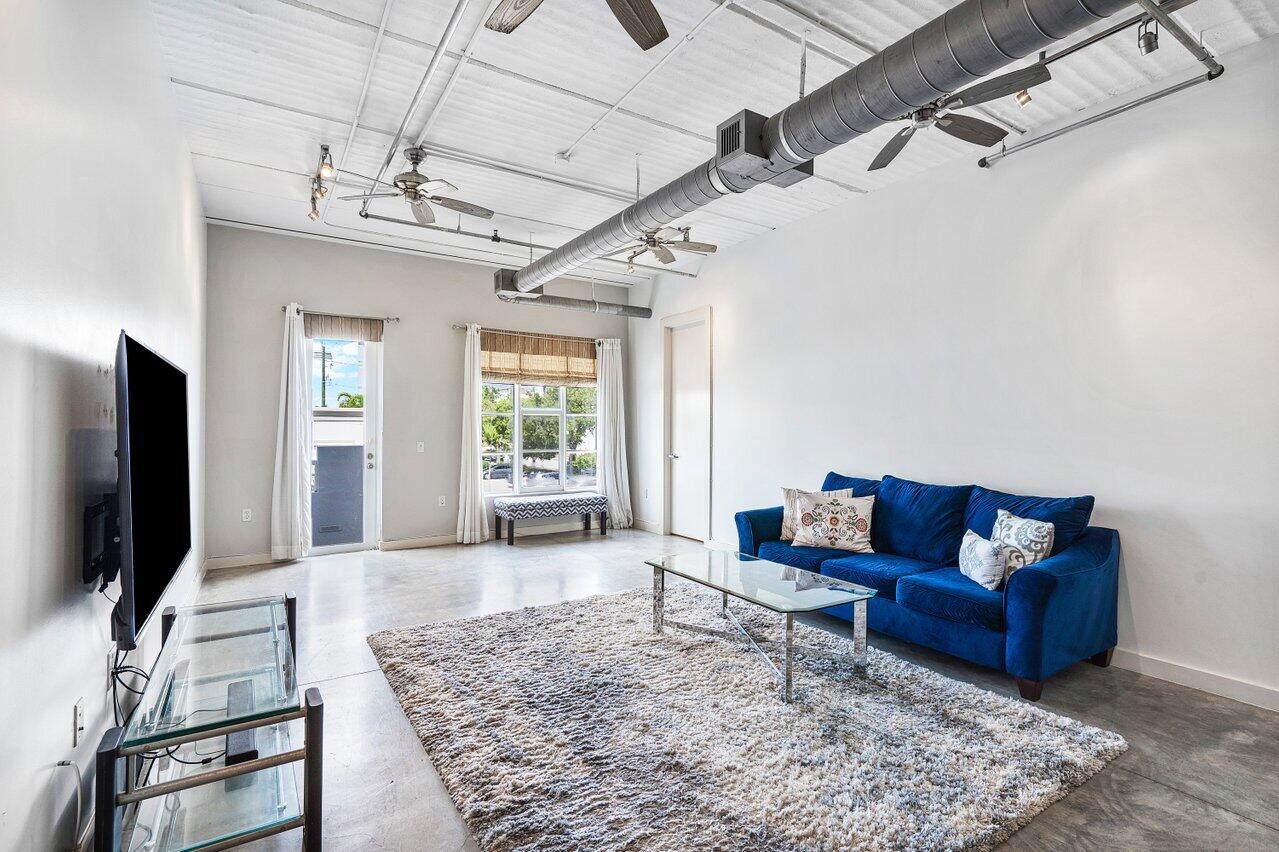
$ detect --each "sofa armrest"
[1004,527,1120,682]
[734,506,784,557]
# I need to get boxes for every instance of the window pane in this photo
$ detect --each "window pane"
[521,384,562,410]
[566,416,596,451]
[568,453,596,489]
[481,415,513,453]
[481,383,514,413]
[482,455,514,494]
[522,452,561,489]
[312,338,364,410]
[521,414,560,450]
[566,386,596,414]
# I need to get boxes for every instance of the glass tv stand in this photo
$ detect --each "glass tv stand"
[94,595,323,851]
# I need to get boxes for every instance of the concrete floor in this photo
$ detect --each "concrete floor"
[198,529,1279,851]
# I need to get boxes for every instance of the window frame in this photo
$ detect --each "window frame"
[481,381,597,496]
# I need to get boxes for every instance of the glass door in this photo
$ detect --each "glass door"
[310,337,381,554]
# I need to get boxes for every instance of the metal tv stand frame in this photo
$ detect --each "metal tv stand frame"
[95,595,323,851]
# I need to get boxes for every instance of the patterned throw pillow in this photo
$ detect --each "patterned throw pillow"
[781,487,853,541]
[792,491,875,553]
[958,530,1007,590]
[991,509,1055,579]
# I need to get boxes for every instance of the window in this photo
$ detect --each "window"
[481,382,596,495]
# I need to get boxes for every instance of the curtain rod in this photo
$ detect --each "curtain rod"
[281,306,401,322]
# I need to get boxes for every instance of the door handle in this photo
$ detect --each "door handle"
[367,462,374,469]
[667,453,679,459]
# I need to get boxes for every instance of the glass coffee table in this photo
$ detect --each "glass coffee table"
[646,550,877,703]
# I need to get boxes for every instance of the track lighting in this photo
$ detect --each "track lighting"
[318,144,335,179]
[1014,89,1032,107]
[308,198,319,221]
[1138,20,1159,55]
[315,184,327,198]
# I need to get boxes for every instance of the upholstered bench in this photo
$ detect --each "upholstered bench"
[493,493,609,545]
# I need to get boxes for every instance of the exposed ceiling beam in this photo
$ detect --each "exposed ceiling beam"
[169,78,777,232]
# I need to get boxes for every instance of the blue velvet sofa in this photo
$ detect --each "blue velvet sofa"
[735,473,1119,700]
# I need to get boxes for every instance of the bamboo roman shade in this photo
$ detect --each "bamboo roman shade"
[303,312,384,343]
[480,328,596,386]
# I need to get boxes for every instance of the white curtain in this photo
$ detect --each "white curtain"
[595,339,633,528]
[457,323,489,543]
[271,303,313,560]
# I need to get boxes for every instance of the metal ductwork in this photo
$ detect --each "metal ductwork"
[494,269,654,318]
[504,0,1141,294]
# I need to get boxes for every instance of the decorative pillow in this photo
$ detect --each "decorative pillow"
[991,509,1055,579]
[781,487,853,541]
[792,492,875,553]
[958,530,1007,591]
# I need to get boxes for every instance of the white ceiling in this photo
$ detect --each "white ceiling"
[153,0,1278,285]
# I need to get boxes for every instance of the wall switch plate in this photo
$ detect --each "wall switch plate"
[416,441,425,453]
[241,508,252,522]
[438,495,446,506]
[73,698,85,747]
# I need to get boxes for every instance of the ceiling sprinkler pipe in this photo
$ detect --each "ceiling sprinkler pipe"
[511,0,1140,293]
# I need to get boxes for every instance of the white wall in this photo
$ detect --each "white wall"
[629,37,1279,709]
[203,225,629,561]
[0,1,206,847]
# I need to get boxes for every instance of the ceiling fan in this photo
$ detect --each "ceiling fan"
[867,62,1052,171]
[608,227,717,266]
[338,145,495,225]
[485,0,669,51]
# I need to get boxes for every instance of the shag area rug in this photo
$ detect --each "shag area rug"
[368,585,1126,851]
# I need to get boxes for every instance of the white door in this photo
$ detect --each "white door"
[666,315,710,541]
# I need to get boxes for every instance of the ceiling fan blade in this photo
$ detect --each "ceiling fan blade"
[420,179,457,195]
[943,63,1051,110]
[429,196,495,219]
[604,0,669,50]
[651,244,677,264]
[654,226,682,241]
[337,192,400,201]
[485,0,546,34]
[936,113,1008,148]
[867,125,917,171]
[410,199,435,226]
[668,241,717,254]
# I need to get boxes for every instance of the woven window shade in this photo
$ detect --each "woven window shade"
[303,312,384,342]
[480,328,596,386]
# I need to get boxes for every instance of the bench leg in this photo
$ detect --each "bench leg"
[507,517,515,545]
[583,512,591,532]
[495,514,502,541]
[600,510,608,536]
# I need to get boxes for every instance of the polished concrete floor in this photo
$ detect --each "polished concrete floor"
[199,529,1279,851]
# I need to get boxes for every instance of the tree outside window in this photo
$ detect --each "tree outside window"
[480,382,596,494]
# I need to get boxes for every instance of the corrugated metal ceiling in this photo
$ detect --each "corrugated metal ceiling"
[152,0,1278,283]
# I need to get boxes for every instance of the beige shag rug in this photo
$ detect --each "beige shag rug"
[368,584,1125,851]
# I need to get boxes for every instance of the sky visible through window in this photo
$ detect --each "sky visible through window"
[312,338,363,408]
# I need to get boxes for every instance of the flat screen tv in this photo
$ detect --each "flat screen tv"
[113,331,191,650]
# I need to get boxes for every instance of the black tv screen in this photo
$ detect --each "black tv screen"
[114,332,191,650]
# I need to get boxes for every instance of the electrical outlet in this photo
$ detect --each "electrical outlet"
[73,698,85,746]
[241,508,252,522]
[416,441,425,453]
[438,495,446,507]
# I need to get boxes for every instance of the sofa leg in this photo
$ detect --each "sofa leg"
[1016,678,1044,702]
[1089,648,1114,668]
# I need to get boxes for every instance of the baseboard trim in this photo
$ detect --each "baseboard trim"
[382,520,596,550]
[380,534,456,550]
[632,518,663,534]
[1112,648,1278,711]
[203,551,275,572]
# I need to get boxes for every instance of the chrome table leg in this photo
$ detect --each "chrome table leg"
[720,591,728,618]
[652,566,664,633]
[852,599,868,667]
[784,613,794,703]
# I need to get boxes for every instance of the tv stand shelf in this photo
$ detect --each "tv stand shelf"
[95,595,322,851]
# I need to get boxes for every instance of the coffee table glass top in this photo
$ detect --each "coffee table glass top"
[646,550,876,613]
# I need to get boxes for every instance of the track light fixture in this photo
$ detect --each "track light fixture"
[1014,89,1032,107]
[308,197,319,221]
[318,144,335,179]
[1138,20,1159,55]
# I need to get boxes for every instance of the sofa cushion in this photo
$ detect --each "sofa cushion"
[756,540,851,572]
[820,553,940,600]
[820,471,881,496]
[897,568,1005,632]
[963,486,1094,555]
[872,475,973,565]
